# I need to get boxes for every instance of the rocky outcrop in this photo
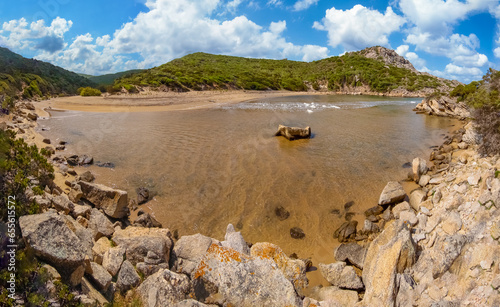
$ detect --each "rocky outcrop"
[79,181,129,218]
[413,96,470,119]
[275,124,311,140]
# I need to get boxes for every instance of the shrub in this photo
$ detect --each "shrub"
[473,105,500,156]
[79,87,102,96]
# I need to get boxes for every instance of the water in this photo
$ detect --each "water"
[38,95,456,269]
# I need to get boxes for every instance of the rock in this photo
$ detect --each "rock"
[79,181,128,219]
[102,246,126,277]
[137,269,191,307]
[72,204,91,219]
[250,242,308,295]
[418,174,431,187]
[467,173,481,186]
[78,154,94,165]
[275,206,290,221]
[392,201,411,219]
[378,181,406,206]
[491,221,500,240]
[432,189,443,205]
[92,237,112,265]
[334,243,367,269]
[318,262,364,290]
[66,155,79,166]
[78,171,95,183]
[49,194,74,215]
[95,161,115,168]
[136,262,169,279]
[56,145,65,151]
[137,187,150,204]
[43,138,51,144]
[363,219,380,234]
[173,233,215,276]
[116,260,141,293]
[63,215,94,259]
[173,300,215,307]
[364,205,384,217]
[44,146,55,155]
[88,208,115,240]
[412,157,428,182]
[112,226,172,265]
[462,122,481,145]
[399,210,418,226]
[81,277,109,306]
[409,189,427,211]
[290,227,306,239]
[193,244,302,306]
[316,286,359,306]
[362,220,416,306]
[441,212,462,235]
[87,262,112,291]
[19,212,87,286]
[334,221,357,243]
[275,124,311,140]
[27,112,38,121]
[68,184,83,203]
[133,213,162,228]
[221,224,250,255]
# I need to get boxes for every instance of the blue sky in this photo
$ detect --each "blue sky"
[0,0,499,83]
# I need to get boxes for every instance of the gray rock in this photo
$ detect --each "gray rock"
[221,224,250,255]
[193,244,302,306]
[136,262,169,278]
[49,194,74,214]
[409,189,427,211]
[392,201,411,219]
[419,175,431,187]
[19,212,87,285]
[102,246,126,277]
[319,262,364,290]
[133,213,162,228]
[467,173,481,186]
[88,262,112,291]
[79,181,128,219]
[112,226,172,265]
[399,210,418,226]
[334,221,358,243]
[72,204,91,219]
[88,208,115,240]
[116,260,141,293]
[363,219,380,234]
[379,181,406,206]
[137,187,150,204]
[173,300,215,307]
[432,189,443,205]
[462,122,481,145]
[412,157,428,182]
[78,171,95,183]
[62,215,94,258]
[334,243,367,269]
[137,269,191,307]
[81,277,109,306]
[173,233,214,276]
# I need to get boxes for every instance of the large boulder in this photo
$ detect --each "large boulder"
[102,246,126,277]
[275,124,311,140]
[19,212,87,285]
[361,220,416,306]
[88,208,115,240]
[137,269,191,307]
[49,194,74,215]
[112,226,173,265]
[193,244,302,306]
[378,181,406,206]
[172,233,216,276]
[413,96,470,119]
[87,262,112,292]
[78,181,128,218]
[250,242,308,295]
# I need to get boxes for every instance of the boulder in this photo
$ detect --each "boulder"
[88,208,115,240]
[102,246,126,277]
[173,233,215,276]
[364,205,384,217]
[221,224,250,255]
[462,122,481,145]
[378,181,406,206]
[72,204,92,219]
[62,215,94,258]
[362,220,416,306]
[275,124,311,140]
[78,154,94,165]
[133,213,162,228]
[78,171,95,183]
[112,226,172,265]
[136,262,169,279]
[92,237,112,265]
[409,189,427,211]
[392,201,411,219]
[333,221,357,243]
[27,112,38,121]
[316,286,359,306]
[412,158,428,182]
[49,194,74,215]
[137,187,150,204]
[116,260,141,293]
[81,277,109,305]
[68,184,83,203]
[137,269,191,307]
[87,262,112,291]
[193,244,302,306]
[334,243,366,269]
[318,262,364,290]
[79,181,128,219]
[250,242,308,295]
[19,212,87,285]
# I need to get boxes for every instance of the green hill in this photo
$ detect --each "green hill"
[114,46,458,95]
[85,69,145,86]
[0,47,95,101]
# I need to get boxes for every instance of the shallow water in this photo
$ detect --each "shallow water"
[39,94,456,270]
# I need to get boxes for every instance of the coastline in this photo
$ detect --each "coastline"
[5,92,499,306]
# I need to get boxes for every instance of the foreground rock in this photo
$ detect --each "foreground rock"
[378,181,406,205]
[275,124,311,140]
[137,269,191,307]
[79,181,129,218]
[413,96,470,119]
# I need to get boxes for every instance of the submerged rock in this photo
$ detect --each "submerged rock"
[290,227,306,239]
[275,206,290,221]
[137,187,150,204]
[334,221,357,243]
[275,124,311,140]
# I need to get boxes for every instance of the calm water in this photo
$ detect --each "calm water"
[39,95,456,266]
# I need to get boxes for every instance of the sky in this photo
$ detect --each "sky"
[0,0,499,83]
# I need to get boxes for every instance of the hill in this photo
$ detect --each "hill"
[114,47,459,96]
[0,47,95,103]
[85,69,145,86]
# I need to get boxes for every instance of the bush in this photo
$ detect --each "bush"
[79,87,102,96]
[473,105,500,156]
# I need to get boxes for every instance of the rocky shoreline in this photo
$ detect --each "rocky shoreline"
[3,97,500,306]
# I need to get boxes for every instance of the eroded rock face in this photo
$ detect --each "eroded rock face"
[193,244,302,306]
[275,125,311,141]
[78,181,128,219]
[378,181,406,206]
[137,269,191,307]
[413,96,470,119]
[19,212,87,285]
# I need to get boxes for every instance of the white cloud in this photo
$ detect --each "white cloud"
[225,0,243,13]
[445,63,483,76]
[267,0,283,7]
[495,47,500,58]
[395,44,426,69]
[313,5,406,51]
[293,0,319,11]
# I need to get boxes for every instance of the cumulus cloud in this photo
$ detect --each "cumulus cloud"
[395,44,426,69]
[0,17,72,53]
[495,47,500,58]
[313,5,406,51]
[293,0,319,11]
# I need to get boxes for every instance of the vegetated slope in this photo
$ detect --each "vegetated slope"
[85,69,145,86]
[114,46,459,95]
[0,47,95,100]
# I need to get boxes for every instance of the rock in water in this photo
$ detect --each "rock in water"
[334,221,357,243]
[78,181,128,219]
[137,187,150,204]
[378,181,407,206]
[290,227,306,239]
[275,125,311,140]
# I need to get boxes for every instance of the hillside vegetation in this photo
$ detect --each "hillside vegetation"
[0,47,95,106]
[114,47,456,94]
[85,69,145,86]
